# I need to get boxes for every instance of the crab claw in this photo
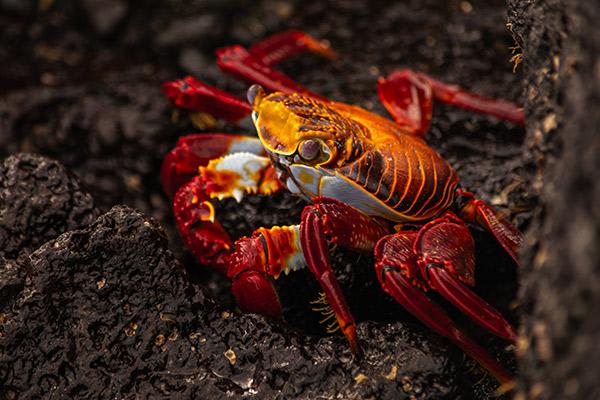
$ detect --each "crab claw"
[161,134,265,197]
[172,152,281,273]
[174,175,233,274]
[200,152,281,202]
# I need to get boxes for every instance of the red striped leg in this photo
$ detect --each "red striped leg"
[300,197,391,355]
[415,215,518,341]
[456,189,523,265]
[377,69,524,138]
[375,256,514,385]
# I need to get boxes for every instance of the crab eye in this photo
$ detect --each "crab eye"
[299,139,321,161]
[247,84,265,107]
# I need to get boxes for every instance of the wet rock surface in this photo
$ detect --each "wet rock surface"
[507,1,600,399]
[0,206,462,399]
[0,153,98,310]
[0,0,529,398]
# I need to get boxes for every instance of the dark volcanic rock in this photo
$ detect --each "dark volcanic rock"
[0,206,462,399]
[0,153,98,310]
[0,82,177,222]
[0,153,98,261]
[508,1,600,399]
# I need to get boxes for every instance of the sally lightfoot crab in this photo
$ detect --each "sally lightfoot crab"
[161,31,524,384]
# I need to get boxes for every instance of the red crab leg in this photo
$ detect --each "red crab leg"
[217,45,326,100]
[375,258,514,384]
[249,30,337,67]
[377,69,434,136]
[374,232,514,384]
[163,76,252,123]
[415,216,518,341]
[300,197,391,355]
[161,133,265,197]
[456,189,523,265]
[377,69,524,137]
[164,31,334,122]
[426,267,517,341]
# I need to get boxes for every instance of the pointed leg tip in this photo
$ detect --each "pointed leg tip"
[346,329,362,358]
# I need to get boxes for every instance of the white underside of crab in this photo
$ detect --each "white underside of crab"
[285,164,409,222]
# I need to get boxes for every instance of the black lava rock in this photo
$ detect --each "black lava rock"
[0,153,98,310]
[507,1,600,399]
[0,153,98,261]
[0,205,463,399]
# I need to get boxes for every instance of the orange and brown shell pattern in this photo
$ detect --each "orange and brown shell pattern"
[249,87,459,223]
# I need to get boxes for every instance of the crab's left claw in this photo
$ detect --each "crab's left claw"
[200,152,283,203]
[171,150,283,273]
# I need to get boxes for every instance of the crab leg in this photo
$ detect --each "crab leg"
[377,69,524,137]
[375,228,515,384]
[374,257,514,385]
[414,216,518,341]
[426,267,517,341]
[164,31,334,123]
[249,30,337,67]
[163,76,253,124]
[456,189,523,264]
[300,197,391,355]
[217,45,326,100]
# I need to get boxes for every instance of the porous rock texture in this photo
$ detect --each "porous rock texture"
[507,1,600,399]
[0,205,462,399]
[0,153,98,310]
